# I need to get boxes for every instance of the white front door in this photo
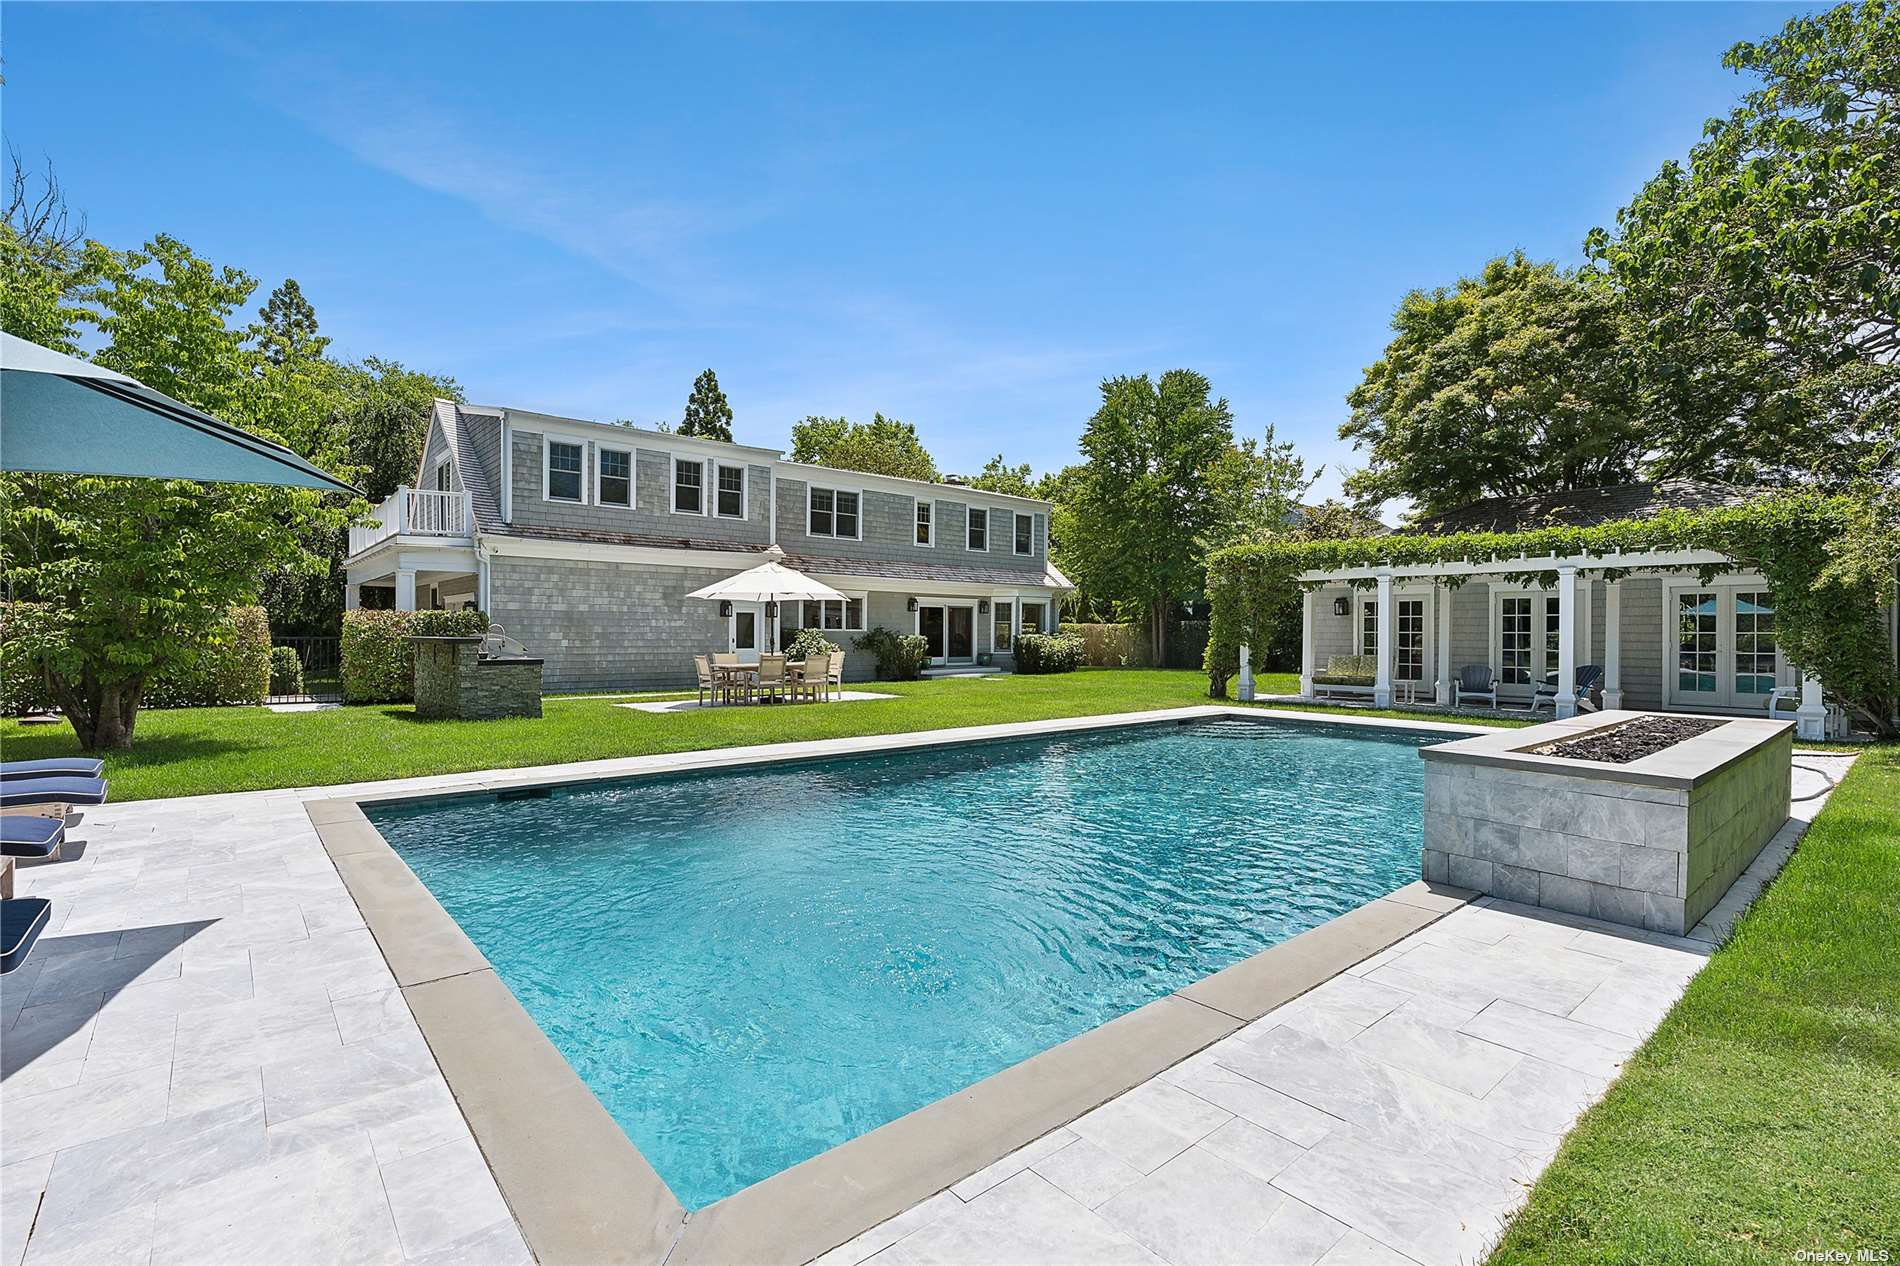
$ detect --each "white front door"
[728,603,764,664]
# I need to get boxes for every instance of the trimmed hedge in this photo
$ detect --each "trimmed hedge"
[268,646,304,696]
[1015,632,1085,674]
[854,626,929,680]
[141,606,272,708]
[342,608,490,704]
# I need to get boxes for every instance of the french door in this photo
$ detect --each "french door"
[917,604,975,665]
[1495,593,1564,702]
[1360,595,1430,683]
[1671,587,1782,710]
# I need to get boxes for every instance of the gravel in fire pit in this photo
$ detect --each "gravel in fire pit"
[1533,716,1728,764]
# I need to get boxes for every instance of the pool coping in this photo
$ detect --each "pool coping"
[304,704,1488,1266]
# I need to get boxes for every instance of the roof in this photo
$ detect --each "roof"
[434,401,506,532]
[1407,480,1752,535]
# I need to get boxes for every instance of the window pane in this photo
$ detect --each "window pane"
[717,465,744,517]
[1676,592,1718,693]
[1500,596,1532,684]
[1361,601,1378,658]
[969,508,987,550]
[599,450,631,507]
[995,602,1014,652]
[916,501,932,544]
[823,600,844,630]
[809,487,833,535]
[835,491,859,538]
[846,597,864,629]
[674,459,703,513]
[1015,513,1032,554]
[1396,598,1424,681]
[435,462,453,492]
[1734,590,1777,693]
[548,442,582,501]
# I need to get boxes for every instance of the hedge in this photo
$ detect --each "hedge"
[342,608,490,704]
[0,603,60,715]
[5,603,273,712]
[854,626,929,680]
[1015,632,1085,674]
[1055,620,1209,670]
[268,646,304,696]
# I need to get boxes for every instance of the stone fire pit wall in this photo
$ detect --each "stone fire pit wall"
[412,636,544,721]
[1419,711,1793,936]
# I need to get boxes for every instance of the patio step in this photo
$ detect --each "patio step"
[921,665,1006,678]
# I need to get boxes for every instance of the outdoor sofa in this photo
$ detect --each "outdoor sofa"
[1311,654,1379,700]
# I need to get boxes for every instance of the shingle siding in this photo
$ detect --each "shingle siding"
[774,477,1045,576]
[506,429,771,546]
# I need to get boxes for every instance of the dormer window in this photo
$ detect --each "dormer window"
[545,440,583,503]
[967,507,988,551]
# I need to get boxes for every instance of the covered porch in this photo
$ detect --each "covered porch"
[1291,547,1832,740]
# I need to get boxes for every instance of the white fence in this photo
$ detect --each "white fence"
[347,487,473,555]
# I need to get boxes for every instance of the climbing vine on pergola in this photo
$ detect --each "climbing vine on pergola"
[1203,491,1898,735]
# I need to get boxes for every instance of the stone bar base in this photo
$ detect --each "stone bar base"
[1419,711,1793,935]
[412,636,544,721]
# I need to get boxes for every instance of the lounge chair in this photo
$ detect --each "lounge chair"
[1311,654,1378,700]
[0,776,108,811]
[1533,664,1604,713]
[0,895,52,975]
[1453,665,1498,710]
[1,758,103,780]
[826,651,845,702]
[1,816,64,860]
[694,655,719,706]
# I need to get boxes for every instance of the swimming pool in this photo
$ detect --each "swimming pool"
[368,716,1438,1209]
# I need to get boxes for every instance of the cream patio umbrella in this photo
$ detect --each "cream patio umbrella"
[686,544,848,651]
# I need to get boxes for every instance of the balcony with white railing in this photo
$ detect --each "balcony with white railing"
[348,487,475,556]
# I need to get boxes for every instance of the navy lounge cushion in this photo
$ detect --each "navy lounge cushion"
[1,758,104,780]
[0,816,63,859]
[0,776,108,808]
[1,897,52,975]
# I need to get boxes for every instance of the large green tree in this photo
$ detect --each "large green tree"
[1341,253,1646,517]
[1063,370,1236,662]
[1589,0,1899,484]
[960,454,1040,499]
[1201,426,1315,555]
[679,367,734,441]
[790,413,938,482]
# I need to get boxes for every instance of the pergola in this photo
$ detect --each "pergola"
[1295,545,1828,737]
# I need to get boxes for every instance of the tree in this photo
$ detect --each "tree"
[961,455,1039,498]
[1063,370,1237,663]
[1589,0,1899,485]
[1201,426,1315,555]
[333,357,461,503]
[0,235,352,749]
[1340,253,1646,518]
[254,278,328,368]
[679,368,734,441]
[1,149,90,351]
[790,413,938,482]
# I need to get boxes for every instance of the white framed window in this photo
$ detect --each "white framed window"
[1396,598,1424,681]
[1360,600,1378,658]
[544,438,584,503]
[1500,595,1534,685]
[795,596,866,631]
[994,599,1015,652]
[432,457,453,492]
[1013,511,1032,555]
[915,499,934,546]
[807,486,861,539]
[967,507,988,551]
[597,447,632,508]
[673,457,705,514]
[715,463,746,518]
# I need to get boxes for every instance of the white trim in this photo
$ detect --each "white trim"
[669,453,708,516]
[805,483,863,541]
[967,507,989,552]
[595,444,635,510]
[501,414,513,523]
[914,497,935,548]
[712,459,748,521]
[541,435,587,505]
[1298,547,1733,584]
[494,407,782,460]
[1012,510,1033,556]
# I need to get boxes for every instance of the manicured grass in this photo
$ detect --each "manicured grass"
[1489,744,1900,1265]
[0,669,1301,802]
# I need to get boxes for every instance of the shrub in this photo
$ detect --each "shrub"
[786,627,841,659]
[342,608,491,704]
[143,606,272,708]
[1015,632,1085,674]
[1057,622,1148,667]
[268,645,304,696]
[0,602,60,716]
[854,626,929,680]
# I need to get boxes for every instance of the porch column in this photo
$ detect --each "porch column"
[1373,571,1394,708]
[1554,565,1577,718]
[1602,580,1623,710]
[1796,674,1826,741]
[344,584,361,612]
[394,568,418,612]
[1298,590,1316,698]
[1435,583,1453,704]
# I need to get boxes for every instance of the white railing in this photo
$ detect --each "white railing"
[348,487,473,555]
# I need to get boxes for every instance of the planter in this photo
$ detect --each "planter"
[1419,710,1793,935]
[412,636,543,721]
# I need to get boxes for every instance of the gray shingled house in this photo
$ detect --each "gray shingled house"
[343,401,1071,690]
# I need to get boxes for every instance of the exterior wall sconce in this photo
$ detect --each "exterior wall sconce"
[719,601,733,618]
[978,599,990,613]
[764,601,778,619]
[907,597,919,612]
[1333,596,1350,617]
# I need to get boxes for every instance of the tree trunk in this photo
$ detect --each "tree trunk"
[1150,600,1169,667]
[52,670,144,751]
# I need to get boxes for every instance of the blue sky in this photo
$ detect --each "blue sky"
[3,2,1814,502]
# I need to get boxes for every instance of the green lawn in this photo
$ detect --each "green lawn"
[1489,743,1900,1265]
[0,669,1311,802]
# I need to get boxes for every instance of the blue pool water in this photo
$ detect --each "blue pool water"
[369,717,1440,1209]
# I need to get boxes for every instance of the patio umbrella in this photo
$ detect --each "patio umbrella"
[687,545,847,649]
[1,332,359,493]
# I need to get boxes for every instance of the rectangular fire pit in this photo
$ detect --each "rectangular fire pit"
[1419,710,1793,935]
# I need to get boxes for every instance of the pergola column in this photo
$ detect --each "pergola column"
[1373,571,1394,708]
[1602,580,1623,710]
[1435,583,1453,704]
[394,568,418,612]
[1298,589,1316,699]
[1554,565,1578,718]
[1796,674,1826,741]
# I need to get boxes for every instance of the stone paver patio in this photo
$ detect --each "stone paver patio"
[0,743,1847,1266]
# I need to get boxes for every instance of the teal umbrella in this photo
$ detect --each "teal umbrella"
[0,332,359,493]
